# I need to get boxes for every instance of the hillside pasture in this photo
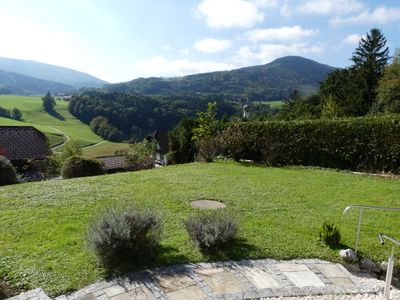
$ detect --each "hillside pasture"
[0,162,399,295]
[0,95,102,147]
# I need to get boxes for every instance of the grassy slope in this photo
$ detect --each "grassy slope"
[82,141,132,157]
[0,95,102,147]
[1,162,400,295]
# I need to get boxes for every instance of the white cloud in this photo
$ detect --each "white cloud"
[194,38,232,53]
[331,6,400,25]
[134,56,236,77]
[196,0,264,29]
[342,34,363,45]
[297,0,364,15]
[245,26,317,43]
[234,43,324,66]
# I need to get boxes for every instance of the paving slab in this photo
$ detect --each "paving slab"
[153,273,196,293]
[110,286,156,300]
[242,266,282,289]
[75,294,96,300]
[197,268,245,294]
[283,270,326,288]
[166,285,205,300]
[103,285,126,297]
[328,277,356,287]
[315,264,348,278]
[277,264,310,272]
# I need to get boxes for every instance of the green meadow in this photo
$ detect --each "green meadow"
[1,162,399,296]
[0,95,102,147]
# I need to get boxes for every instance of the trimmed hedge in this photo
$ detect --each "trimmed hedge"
[219,116,400,173]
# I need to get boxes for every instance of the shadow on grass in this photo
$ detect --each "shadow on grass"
[46,109,65,121]
[102,245,190,278]
[0,280,17,299]
[201,237,260,261]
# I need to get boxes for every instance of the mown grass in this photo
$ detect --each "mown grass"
[1,162,400,296]
[0,95,102,147]
[255,100,283,108]
[82,141,131,157]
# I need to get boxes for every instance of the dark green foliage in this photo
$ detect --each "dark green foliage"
[87,206,162,269]
[280,90,321,120]
[319,68,366,116]
[220,116,400,173]
[319,222,341,248]
[168,118,197,164]
[42,92,56,112]
[69,91,236,141]
[106,56,334,101]
[90,116,123,142]
[10,108,22,121]
[0,156,17,185]
[351,28,389,110]
[0,106,10,118]
[377,59,400,113]
[61,155,104,178]
[184,212,237,252]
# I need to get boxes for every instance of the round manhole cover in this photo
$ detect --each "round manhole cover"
[190,199,226,210]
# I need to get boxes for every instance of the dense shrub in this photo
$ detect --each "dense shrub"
[61,155,104,178]
[319,222,341,248]
[196,137,219,162]
[220,116,400,173]
[0,156,17,185]
[185,212,237,252]
[125,141,155,171]
[87,206,162,269]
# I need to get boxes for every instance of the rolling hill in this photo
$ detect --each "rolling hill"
[107,56,336,101]
[0,95,102,147]
[0,57,107,89]
[0,69,74,95]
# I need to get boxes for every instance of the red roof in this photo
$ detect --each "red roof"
[0,126,50,160]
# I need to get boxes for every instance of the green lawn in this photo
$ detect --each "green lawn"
[1,162,400,295]
[0,95,102,147]
[255,100,283,108]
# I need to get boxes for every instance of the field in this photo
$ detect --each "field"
[0,95,102,147]
[1,162,399,296]
[82,141,132,157]
[255,100,283,108]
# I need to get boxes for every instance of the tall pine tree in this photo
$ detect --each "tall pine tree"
[351,28,389,110]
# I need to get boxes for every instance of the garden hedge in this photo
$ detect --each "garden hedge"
[219,116,400,173]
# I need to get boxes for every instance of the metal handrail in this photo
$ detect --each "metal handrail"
[378,234,400,299]
[343,205,400,253]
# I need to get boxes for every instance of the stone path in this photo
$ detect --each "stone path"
[8,259,391,300]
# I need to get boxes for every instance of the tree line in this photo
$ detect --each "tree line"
[279,28,399,120]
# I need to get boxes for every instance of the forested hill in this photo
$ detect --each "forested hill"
[106,56,335,101]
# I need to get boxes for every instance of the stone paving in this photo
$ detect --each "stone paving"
[8,259,386,300]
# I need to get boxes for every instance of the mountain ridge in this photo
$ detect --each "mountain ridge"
[0,57,107,89]
[106,56,336,101]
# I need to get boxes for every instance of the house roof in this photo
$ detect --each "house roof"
[96,155,130,171]
[147,130,169,154]
[0,126,50,160]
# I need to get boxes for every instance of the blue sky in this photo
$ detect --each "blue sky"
[0,0,399,83]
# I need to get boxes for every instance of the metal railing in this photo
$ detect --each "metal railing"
[343,205,400,254]
[378,234,400,299]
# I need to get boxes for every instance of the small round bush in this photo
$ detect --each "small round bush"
[61,155,104,178]
[319,222,341,248]
[87,206,162,269]
[0,156,17,186]
[184,212,237,253]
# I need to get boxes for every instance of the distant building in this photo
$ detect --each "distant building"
[243,103,250,119]
[0,126,49,162]
[96,155,130,173]
[146,130,169,165]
